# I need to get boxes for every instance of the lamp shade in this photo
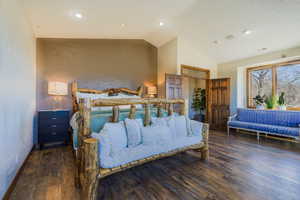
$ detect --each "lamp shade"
[147,86,157,95]
[48,81,68,96]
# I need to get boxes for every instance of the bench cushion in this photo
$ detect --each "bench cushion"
[98,135,202,168]
[228,120,299,137]
[237,109,300,127]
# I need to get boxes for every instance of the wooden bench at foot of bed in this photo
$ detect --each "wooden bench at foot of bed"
[76,98,209,200]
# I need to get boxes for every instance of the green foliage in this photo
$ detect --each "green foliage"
[253,95,265,105]
[278,92,285,106]
[192,88,206,113]
[264,95,278,109]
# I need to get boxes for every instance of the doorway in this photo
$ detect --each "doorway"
[181,65,210,122]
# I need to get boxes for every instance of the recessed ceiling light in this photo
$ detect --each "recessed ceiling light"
[243,29,252,35]
[225,34,235,40]
[74,12,83,19]
[159,22,164,26]
[121,24,125,27]
[258,47,268,51]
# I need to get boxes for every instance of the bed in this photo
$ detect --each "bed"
[70,81,170,151]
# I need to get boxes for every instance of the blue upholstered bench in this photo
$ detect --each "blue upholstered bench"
[227,108,300,140]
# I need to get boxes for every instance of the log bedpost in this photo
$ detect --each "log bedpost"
[200,123,210,161]
[83,98,91,137]
[168,103,173,116]
[82,138,99,200]
[179,100,186,116]
[157,103,163,118]
[144,104,151,126]
[112,106,120,122]
[72,81,78,112]
[129,105,136,119]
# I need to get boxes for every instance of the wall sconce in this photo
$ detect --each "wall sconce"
[147,86,157,98]
[48,81,68,109]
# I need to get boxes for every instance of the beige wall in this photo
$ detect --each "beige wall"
[37,38,157,110]
[0,0,36,198]
[218,46,300,113]
[157,38,178,97]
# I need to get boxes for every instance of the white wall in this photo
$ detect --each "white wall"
[177,37,218,78]
[157,36,218,98]
[218,46,300,114]
[157,38,178,97]
[0,0,36,198]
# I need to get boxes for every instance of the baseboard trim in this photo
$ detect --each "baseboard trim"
[3,146,33,200]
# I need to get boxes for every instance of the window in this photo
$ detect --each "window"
[277,64,300,107]
[247,60,300,109]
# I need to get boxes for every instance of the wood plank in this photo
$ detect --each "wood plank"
[9,131,300,200]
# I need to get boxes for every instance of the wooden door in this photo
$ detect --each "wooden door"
[165,74,183,112]
[207,78,230,130]
[165,74,183,99]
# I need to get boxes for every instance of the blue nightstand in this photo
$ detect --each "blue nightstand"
[38,110,70,149]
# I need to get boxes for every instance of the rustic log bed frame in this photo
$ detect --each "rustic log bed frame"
[71,81,144,112]
[71,82,209,200]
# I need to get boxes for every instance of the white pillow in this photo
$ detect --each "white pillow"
[124,118,143,147]
[190,120,203,136]
[165,117,177,139]
[91,132,112,157]
[93,104,143,112]
[141,125,172,145]
[173,116,189,138]
[151,117,168,127]
[76,92,108,102]
[101,121,127,154]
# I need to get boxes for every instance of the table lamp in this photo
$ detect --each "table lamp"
[48,81,68,109]
[147,86,157,98]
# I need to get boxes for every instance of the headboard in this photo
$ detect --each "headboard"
[71,81,144,112]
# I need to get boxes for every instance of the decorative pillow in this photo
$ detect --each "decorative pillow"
[101,121,127,154]
[165,117,177,139]
[124,118,143,147]
[141,125,172,145]
[173,116,189,138]
[186,117,193,136]
[151,117,168,127]
[190,120,203,136]
[91,132,111,157]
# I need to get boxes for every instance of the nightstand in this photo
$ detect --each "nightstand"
[38,110,70,149]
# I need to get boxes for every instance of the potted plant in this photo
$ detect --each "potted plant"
[253,95,265,109]
[277,92,287,110]
[192,88,206,122]
[264,95,278,109]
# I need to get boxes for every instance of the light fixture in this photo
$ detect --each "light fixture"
[243,29,252,35]
[225,34,235,40]
[48,81,68,109]
[147,86,157,98]
[121,23,125,27]
[48,81,68,96]
[159,22,164,26]
[258,47,268,51]
[74,12,83,19]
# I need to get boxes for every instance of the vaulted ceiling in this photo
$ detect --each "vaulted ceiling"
[24,0,300,63]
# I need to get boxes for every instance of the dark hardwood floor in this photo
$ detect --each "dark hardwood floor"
[10,131,300,200]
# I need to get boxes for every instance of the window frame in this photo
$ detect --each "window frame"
[247,59,300,110]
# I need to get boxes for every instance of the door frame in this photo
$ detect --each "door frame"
[180,65,210,122]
